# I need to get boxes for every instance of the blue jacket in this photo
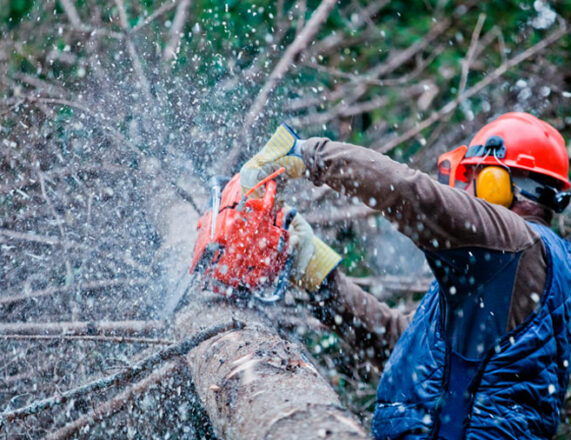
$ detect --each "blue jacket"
[372,223,571,439]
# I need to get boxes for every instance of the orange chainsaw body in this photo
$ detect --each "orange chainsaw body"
[190,174,289,296]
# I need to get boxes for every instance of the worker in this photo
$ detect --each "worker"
[240,112,571,439]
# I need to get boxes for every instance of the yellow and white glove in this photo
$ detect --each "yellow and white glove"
[240,123,306,197]
[287,210,342,292]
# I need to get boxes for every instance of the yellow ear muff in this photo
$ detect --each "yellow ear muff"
[475,166,514,208]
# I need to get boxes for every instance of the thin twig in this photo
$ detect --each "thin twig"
[45,362,179,439]
[227,0,338,169]
[26,96,201,211]
[371,19,568,154]
[0,228,61,246]
[130,1,179,34]
[0,320,242,427]
[304,0,389,58]
[58,0,84,30]
[37,168,73,284]
[29,96,143,158]
[474,25,508,65]
[245,0,337,127]
[0,277,150,307]
[163,0,191,64]
[114,0,154,103]
[459,13,486,96]
[0,334,173,345]
[0,320,164,336]
[295,0,308,36]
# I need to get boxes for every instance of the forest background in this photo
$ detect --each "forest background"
[1,0,570,438]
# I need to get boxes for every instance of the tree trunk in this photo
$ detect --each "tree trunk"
[174,291,370,439]
[154,180,369,439]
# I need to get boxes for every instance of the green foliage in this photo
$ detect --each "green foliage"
[0,0,35,27]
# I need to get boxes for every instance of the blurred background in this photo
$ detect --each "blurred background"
[1,0,570,437]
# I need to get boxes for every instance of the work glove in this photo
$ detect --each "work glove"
[286,209,342,292]
[240,123,306,197]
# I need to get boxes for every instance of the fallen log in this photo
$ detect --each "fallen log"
[154,177,369,438]
[174,291,369,439]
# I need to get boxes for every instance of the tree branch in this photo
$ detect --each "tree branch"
[0,321,241,427]
[0,320,164,336]
[226,0,338,170]
[1,334,173,345]
[459,13,486,96]
[245,0,337,127]
[57,0,84,30]
[371,19,568,154]
[130,1,179,34]
[163,0,191,64]
[0,278,150,307]
[45,362,179,440]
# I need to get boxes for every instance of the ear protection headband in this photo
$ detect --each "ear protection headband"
[468,136,514,208]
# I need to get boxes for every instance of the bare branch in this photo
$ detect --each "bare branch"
[21,97,201,212]
[474,25,508,65]
[304,0,389,58]
[0,320,164,336]
[57,0,84,30]
[12,73,69,98]
[163,0,191,64]
[114,0,129,29]
[0,321,241,427]
[367,18,451,79]
[235,0,338,148]
[28,96,143,158]
[348,275,432,294]
[292,84,425,128]
[295,0,308,36]
[459,13,486,96]
[1,334,173,345]
[37,168,73,283]
[114,0,154,102]
[45,363,179,440]
[0,277,150,306]
[305,204,377,225]
[130,1,179,34]
[0,228,61,246]
[371,19,568,154]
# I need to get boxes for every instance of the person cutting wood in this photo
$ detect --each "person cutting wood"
[240,112,571,439]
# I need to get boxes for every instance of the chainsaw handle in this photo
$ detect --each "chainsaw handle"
[262,179,277,213]
[244,167,286,199]
[253,208,296,304]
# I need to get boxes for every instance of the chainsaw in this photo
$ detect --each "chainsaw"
[173,168,294,311]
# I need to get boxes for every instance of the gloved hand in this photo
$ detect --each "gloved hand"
[286,209,342,292]
[240,123,306,197]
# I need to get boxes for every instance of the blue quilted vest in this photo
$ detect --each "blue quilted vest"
[372,223,571,439]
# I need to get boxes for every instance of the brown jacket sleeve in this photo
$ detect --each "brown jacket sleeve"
[311,268,413,367]
[301,138,547,347]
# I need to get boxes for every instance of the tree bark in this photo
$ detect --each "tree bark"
[174,291,370,440]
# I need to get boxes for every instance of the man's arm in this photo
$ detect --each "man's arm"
[301,138,547,331]
[310,268,413,368]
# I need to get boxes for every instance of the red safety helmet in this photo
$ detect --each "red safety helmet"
[460,112,569,189]
[438,112,570,212]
